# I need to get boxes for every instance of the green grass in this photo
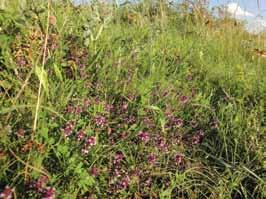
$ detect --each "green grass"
[0,0,265,198]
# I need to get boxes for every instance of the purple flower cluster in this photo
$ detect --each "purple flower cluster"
[119,175,130,189]
[94,115,107,128]
[147,154,156,165]
[156,136,168,151]
[29,176,56,199]
[61,121,75,138]
[83,99,91,108]
[82,136,96,155]
[91,166,99,177]
[114,151,124,164]
[76,130,86,141]
[179,95,189,104]
[175,153,184,165]
[192,130,205,145]
[138,131,150,142]
[32,175,49,192]
[173,118,184,127]
[41,187,56,199]
[0,186,13,199]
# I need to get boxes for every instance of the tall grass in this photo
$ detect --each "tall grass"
[0,0,265,198]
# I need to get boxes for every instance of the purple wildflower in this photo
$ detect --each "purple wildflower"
[174,135,182,145]
[76,130,85,141]
[121,102,128,111]
[105,104,114,112]
[94,115,107,127]
[148,154,156,164]
[179,95,189,104]
[119,176,130,189]
[62,121,75,138]
[114,151,124,164]
[42,187,56,199]
[192,130,205,145]
[173,118,184,127]
[17,56,26,67]
[175,153,184,165]
[114,168,122,177]
[0,186,13,199]
[33,175,49,191]
[82,136,96,155]
[75,106,82,115]
[66,105,74,114]
[91,166,99,177]
[83,99,90,108]
[162,91,169,97]
[144,177,152,187]
[138,131,150,142]
[86,136,96,147]
[16,128,25,138]
[156,137,168,151]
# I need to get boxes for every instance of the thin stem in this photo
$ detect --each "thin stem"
[33,0,51,134]
[25,0,51,182]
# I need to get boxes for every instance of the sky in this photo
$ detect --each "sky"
[73,0,266,33]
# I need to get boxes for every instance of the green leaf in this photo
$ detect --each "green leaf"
[35,66,49,96]
[53,63,63,82]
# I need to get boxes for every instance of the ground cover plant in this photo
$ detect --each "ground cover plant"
[0,0,265,198]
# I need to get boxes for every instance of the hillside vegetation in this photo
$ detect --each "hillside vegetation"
[0,0,265,198]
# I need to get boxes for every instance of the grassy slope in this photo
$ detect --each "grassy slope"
[0,1,265,198]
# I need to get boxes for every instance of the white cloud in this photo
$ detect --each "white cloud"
[246,17,266,34]
[227,2,254,17]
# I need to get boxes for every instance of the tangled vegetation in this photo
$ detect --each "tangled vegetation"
[0,0,265,198]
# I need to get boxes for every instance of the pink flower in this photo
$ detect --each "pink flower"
[76,130,85,141]
[16,128,25,138]
[83,99,90,108]
[66,105,74,114]
[179,95,189,104]
[91,166,99,177]
[174,118,183,127]
[42,187,56,199]
[148,154,156,164]
[114,151,124,164]
[120,176,130,189]
[156,136,168,151]
[34,175,49,191]
[162,91,169,97]
[62,121,75,138]
[114,168,122,177]
[95,115,107,127]
[175,153,184,165]
[121,102,128,111]
[105,104,114,112]
[86,136,96,147]
[0,186,13,199]
[75,106,82,115]
[138,131,150,142]
[192,130,204,145]
[82,136,96,155]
